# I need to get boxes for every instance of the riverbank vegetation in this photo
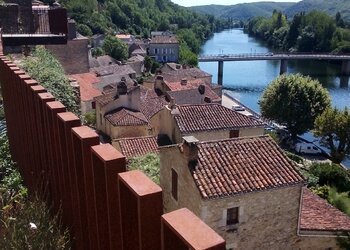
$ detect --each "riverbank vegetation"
[314,107,350,163]
[56,0,231,61]
[259,74,331,139]
[245,10,350,53]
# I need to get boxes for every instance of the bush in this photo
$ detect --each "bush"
[128,153,160,184]
[309,163,350,192]
[21,47,80,115]
[83,111,96,128]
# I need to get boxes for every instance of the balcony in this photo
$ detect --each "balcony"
[1,6,68,46]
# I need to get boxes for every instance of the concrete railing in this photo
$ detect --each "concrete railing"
[0,55,226,250]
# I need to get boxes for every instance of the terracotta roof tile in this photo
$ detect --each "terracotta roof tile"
[192,135,305,199]
[162,68,211,82]
[300,188,350,232]
[105,108,148,126]
[175,104,265,134]
[69,73,101,102]
[150,35,178,44]
[117,136,159,158]
[92,64,136,77]
[139,86,168,120]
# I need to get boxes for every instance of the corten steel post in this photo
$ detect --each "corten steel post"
[91,144,126,250]
[161,208,226,250]
[118,170,163,250]
[71,126,100,250]
[21,78,39,191]
[45,101,66,213]
[37,92,55,199]
[29,85,47,192]
[57,112,82,249]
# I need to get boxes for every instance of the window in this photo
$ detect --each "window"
[155,48,158,54]
[229,130,239,138]
[100,113,102,125]
[91,101,96,109]
[226,207,239,225]
[171,168,178,201]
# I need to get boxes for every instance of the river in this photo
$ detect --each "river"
[199,29,350,112]
[199,28,350,167]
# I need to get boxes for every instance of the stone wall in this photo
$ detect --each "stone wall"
[46,38,89,75]
[0,4,19,33]
[109,123,150,139]
[160,144,203,215]
[149,43,179,63]
[201,185,303,249]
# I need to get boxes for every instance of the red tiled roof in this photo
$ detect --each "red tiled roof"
[150,35,178,44]
[105,108,148,126]
[162,68,211,82]
[300,188,350,232]
[69,73,101,102]
[192,135,305,199]
[175,104,264,134]
[117,136,159,158]
[140,86,168,120]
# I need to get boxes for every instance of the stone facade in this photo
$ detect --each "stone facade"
[46,37,89,74]
[160,141,344,250]
[149,43,179,63]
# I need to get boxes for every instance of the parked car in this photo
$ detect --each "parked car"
[232,105,245,111]
[295,142,322,155]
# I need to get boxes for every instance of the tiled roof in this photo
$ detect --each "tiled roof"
[89,55,117,68]
[92,64,136,77]
[192,135,304,199]
[162,68,212,81]
[116,136,159,158]
[300,188,350,232]
[95,84,139,106]
[175,104,264,134]
[139,86,168,120]
[105,108,148,126]
[167,88,220,105]
[69,73,101,102]
[150,35,178,44]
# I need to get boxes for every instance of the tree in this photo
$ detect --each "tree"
[103,36,128,61]
[179,43,198,67]
[259,74,331,139]
[336,12,345,28]
[314,107,350,163]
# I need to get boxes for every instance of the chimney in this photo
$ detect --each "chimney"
[180,79,187,85]
[67,19,77,40]
[182,136,199,162]
[198,84,205,95]
[175,64,181,70]
[204,96,212,103]
[117,80,127,95]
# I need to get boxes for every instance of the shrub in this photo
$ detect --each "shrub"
[21,47,80,115]
[309,163,350,192]
[128,153,160,184]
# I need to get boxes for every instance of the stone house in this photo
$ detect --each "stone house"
[69,72,101,114]
[160,135,350,249]
[89,55,117,69]
[95,83,168,140]
[151,103,265,144]
[126,55,145,77]
[149,35,179,63]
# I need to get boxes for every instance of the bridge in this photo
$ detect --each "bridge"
[198,53,350,85]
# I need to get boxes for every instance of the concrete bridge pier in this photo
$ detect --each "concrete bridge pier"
[341,60,350,76]
[280,59,288,75]
[218,60,224,85]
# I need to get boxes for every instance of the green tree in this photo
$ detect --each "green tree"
[179,43,198,67]
[336,12,345,28]
[259,74,331,139]
[309,163,350,192]
[314,107,350,163]
[103,36,128,61]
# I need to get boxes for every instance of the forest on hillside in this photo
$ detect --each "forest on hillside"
[245,11,350,53]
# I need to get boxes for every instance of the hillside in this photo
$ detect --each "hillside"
[285,0,350,21]
[191,2,294,20]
